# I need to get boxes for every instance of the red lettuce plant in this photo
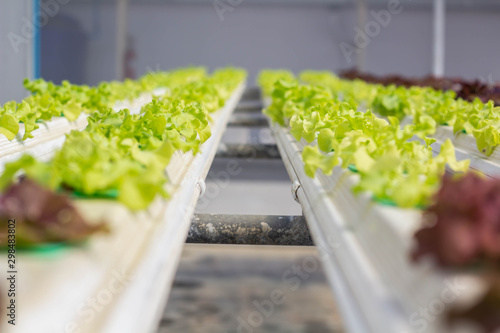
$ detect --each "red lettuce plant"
[0,179,106,246]
[413,173,500,332]
[412,173,500,267]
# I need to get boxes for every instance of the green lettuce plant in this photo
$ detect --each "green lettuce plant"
[299,70,500,156]
[0,67,247,211]
[260,71,469,208]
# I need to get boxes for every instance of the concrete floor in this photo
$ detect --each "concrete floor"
[158,245,344,333]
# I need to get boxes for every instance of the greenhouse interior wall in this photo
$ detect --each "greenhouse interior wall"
[55,2,500,85]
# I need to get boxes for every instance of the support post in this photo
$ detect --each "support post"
[116,0,128,80]
[433,0,446,77]
[32,0,41,79]
[355,0,368,72]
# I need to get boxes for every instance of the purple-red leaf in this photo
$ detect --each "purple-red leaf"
[0,179,106,246]
[412,173,500,267]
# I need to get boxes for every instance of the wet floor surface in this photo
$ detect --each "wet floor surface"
[158,244,344,333]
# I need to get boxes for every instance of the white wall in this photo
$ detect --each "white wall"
[57,2,500,85]
[57,3,348,84]
[3,1,500,99]
[127,3,345,84]
[343,6,435,77]
[445,10,500,80]
[55,2,119,86]
[0,0,34,103]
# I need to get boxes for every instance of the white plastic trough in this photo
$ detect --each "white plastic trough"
[0,83,245,333]
[270,120,484,333]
